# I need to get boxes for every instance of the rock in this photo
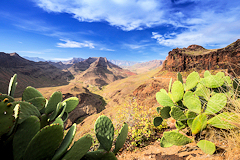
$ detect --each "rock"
[162,39,240,76]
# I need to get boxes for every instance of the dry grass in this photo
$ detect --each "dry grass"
[183,49,218,55]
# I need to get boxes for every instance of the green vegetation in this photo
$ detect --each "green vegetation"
[154,71,240,155]
[0,74,128,159]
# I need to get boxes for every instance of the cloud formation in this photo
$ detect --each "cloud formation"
[57,39,95,49]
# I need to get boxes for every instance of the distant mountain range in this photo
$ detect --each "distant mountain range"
[0,52,73,97]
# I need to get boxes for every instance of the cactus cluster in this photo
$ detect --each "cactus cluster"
[82,115,128,159]
[154,71,240,155]
[0,74,128,159]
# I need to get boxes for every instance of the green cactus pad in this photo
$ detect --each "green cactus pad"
[52,124,77,160]
[82,150,106,159]
[100,152,117,160]
[191,113,207,135]
[205,93,227,115]
[0,101,14,137]
[204,70,211,78]
[22,86,43,101]
[13,116,40,160]
[45,91,62,115]
[186,111,197,129]
[52,117,64,127]
[194,83,210,100]
[40,114,48,129]
[156,92,175,107]
[57,102,66,119]
[183,91,201,114]
[8,74,17,97]
[27,97,46,111]
[175,120,187,130]
[160,106,171,119]
[160,136,173,148]
[163,131,193,146]
[171,81,184,103]
[0,94,14,102]
[114,123,128,154]
[177,72,183,84]
[16,101,41,124]
[63,97,79,113]
[94,115,114,152]
[23,124,63,160]
[170,106,187,121]
[160,89,168,95]
[49,102,62,121]
[200,75,225,88]
[61,112,68,122]
[156,107,161,114]
[153,116,163,127]
[62,134,92,160]
[208,112,238,129]
[185,71,200,90]
[197,140,216,155]
[216,72,225,78]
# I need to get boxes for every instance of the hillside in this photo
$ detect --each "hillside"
[70,57,136,87]
[123,59,163,74]
[162,39,240,76]
[0,52,73,97]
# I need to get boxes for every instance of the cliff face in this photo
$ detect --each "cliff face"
[162,39,240,75]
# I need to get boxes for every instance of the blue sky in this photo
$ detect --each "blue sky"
[0,0,240,62]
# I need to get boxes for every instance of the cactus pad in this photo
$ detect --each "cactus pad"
[163,131,193,146]
[27,97,46,111]
[13,116,40,160]
[197,140,216,155]
[205,93,227,115]
[185,71,200,90]
[183,91,201,114]
[63,97,79,113]
[156,92,174,107]
[204,70,211,78]
[22,86,43,101]
[52,117,64,127]
[208,112,238,129]
[23,124,63,160]
[52,124,77,160]
[194,83,210,100]
[200,75,224,88]
[170,106,187,121]
[0,100,14,137]
[114,123,128,154]
[191,113,207,135]
[0,94,14,102]
[153,116,163,127]
[160,106,171,119]
[171,81,184,102]
[16,101,41,124]
[94,115,114,151]
[177,72,183,84]
[160,136,173,148]
[45,91,62,114]
[8,74,17,97]
[62,134,92,160]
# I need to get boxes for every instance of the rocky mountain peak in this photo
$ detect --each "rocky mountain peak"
[187,45,205,50]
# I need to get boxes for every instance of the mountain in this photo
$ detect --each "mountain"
[108,59,139,67]
[0,52,73,97]
[123,60,163,74]
[70,57,136,86]
[23,56,46,62]
[62,57,85,64]
[162,39,240,75]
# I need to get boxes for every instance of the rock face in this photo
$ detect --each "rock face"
[71,57,136,86]
[162,39,240,75]
[63,89,105,129]
[0,52,73,97]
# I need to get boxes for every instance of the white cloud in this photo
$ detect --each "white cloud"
[100,48,115,51]
[57,39,95,49]
[33,0,165,31]
[51,57,73,61]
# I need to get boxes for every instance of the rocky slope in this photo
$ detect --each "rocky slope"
[0,52,73,97]
[123,59,163,74]
[162,39,240,75]
[71,57,136,86]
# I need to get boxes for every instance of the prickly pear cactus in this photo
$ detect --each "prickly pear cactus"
[94,115,114,152]
[8,74,17,97]
[114,123,128,154]
[0,98,14,137]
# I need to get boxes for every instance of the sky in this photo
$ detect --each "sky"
[0,0,240,62]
